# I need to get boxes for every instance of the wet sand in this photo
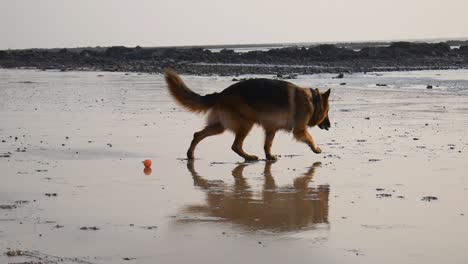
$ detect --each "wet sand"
[1,69,468,263]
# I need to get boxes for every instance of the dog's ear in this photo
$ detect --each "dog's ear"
[322,89,331,100]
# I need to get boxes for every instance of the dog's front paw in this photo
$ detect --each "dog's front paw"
[312,147,322,154]
[245,155,259,161]
[266,154,278,161]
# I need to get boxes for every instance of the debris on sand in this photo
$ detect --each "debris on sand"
[421,196,438,202]
[15,147,26,152]
[323,154,341,159]
[376,193,392,198]
[0,152,12,158]
[45,193,58,197]
[143,225,158,230]
[280,154,302,158]
[80,226,99,230]
[0,204,17,209]
[6,249,94,263]
[6,249,23,256]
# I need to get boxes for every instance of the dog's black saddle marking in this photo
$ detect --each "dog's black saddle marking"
[222,79,290,109]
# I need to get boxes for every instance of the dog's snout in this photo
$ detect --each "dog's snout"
[318,117,331,130]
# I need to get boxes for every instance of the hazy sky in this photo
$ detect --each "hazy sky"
[1,0,467,49]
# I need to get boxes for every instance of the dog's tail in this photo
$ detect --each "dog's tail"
[164,69,218,113]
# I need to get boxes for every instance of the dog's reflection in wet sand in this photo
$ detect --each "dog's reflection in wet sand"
[180,161,329,232]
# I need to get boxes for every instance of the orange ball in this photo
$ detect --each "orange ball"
[143,159,152,168]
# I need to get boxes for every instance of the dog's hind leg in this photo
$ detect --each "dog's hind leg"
[263,129,278,160]
[293,128,322,154]
[187,123,225,159]
[231,122,258,161]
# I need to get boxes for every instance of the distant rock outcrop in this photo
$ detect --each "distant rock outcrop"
[1,42,467,75]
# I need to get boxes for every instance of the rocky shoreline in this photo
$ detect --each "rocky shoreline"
[1,41,467,75]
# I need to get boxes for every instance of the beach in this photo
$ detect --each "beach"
[1,69,468,264]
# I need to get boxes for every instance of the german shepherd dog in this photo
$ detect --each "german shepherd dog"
[164,69,331,161]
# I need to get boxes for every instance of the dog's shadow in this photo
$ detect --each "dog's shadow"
[179,160,330,232]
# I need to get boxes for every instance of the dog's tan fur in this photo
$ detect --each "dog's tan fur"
[164,69,331,161]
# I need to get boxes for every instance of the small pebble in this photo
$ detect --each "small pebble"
[421,196,438,202]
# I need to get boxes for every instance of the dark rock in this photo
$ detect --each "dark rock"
[0,152,11,158]
[421,196,438,202]
[334,73,344,78]
[80,226,99,230]
[0,204,17,209]
[376,193,392,198]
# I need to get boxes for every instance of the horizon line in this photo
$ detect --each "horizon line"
[2,36,468,51]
